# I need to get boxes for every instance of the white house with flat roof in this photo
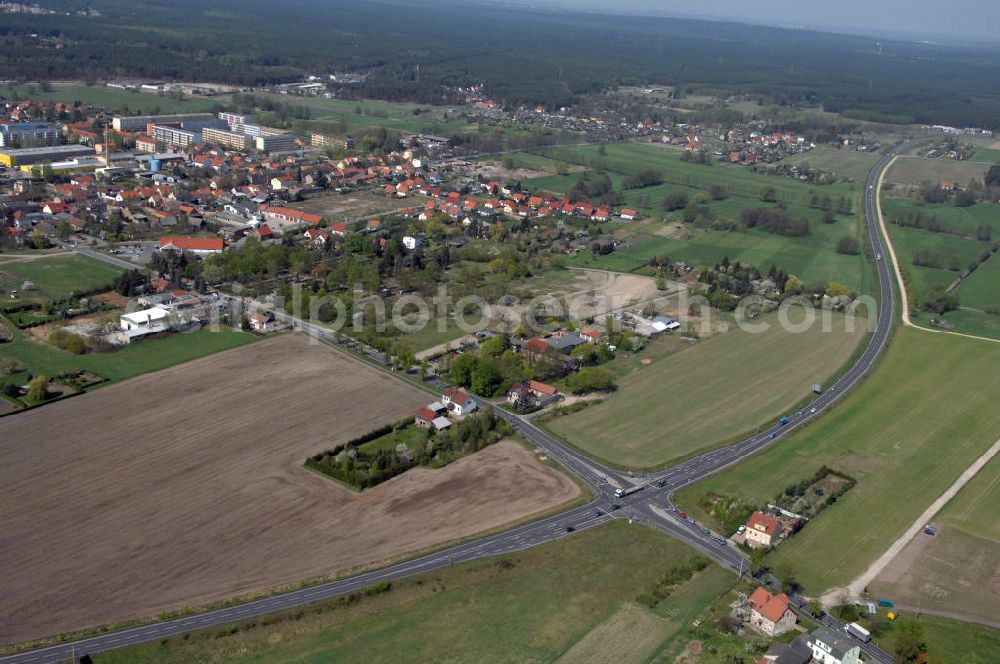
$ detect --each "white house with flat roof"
[119,306,171,342]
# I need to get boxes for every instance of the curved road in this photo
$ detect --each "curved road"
[3,148,905,664]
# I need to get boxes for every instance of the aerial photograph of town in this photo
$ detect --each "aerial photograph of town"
[0,0,997,662]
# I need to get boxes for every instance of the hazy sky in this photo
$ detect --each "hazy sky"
[519,0,1000,42]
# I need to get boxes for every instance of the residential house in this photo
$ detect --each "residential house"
[747,588,796,636]
[755,639,812,664]
[507,383,534,409]
[442,387,477,416]
[744,511,782,548]
[579,326,605,344]
[806,627,861,664]
[248,311,276,333]
[119,306,171,342]
[620,208,639,220]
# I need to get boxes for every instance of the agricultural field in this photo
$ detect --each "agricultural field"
[880,197,1000,338]
[883,155,993,189]
[258,93,471,135]
[0,334,580,644]
[0,253,123,304]
[97,522,736,664]
[2,82,220,114]
[882,197,1000,241]
[529,142,863,208]
[572,213,867,292]
[520,142,870,292]
[870,452,1000,624]
[972,146,1000,163]
[782,145,880,182]
[545,311,868,469]
[957,253,1000,310]
[675,329,1000,593]
[885,223,984,294]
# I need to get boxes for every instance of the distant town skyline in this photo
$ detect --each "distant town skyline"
[509,0,1000,43]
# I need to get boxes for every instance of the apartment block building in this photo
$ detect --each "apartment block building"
[0,122,65,148]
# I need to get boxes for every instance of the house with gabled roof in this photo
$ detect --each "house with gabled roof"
[747,588,796,636]
[745,511,782,548]
[442,387,477,416]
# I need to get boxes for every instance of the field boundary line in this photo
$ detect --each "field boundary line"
[819,435,1000,607]
[876,156,1000,345]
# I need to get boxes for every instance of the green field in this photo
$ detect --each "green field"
[0,317,256,386]
[882,198,1000,241]
[396,316,471,355]
[0,254,123,302]
[885,223,984,295]
[521,142,870,292]
[884,155,993,189]
[676,328,1000,593]
[4,83,219,113]
[957,253,1000,310]
[880,197,1000,337]
[529,142,862,207]
[97,521,736,664]
[259,93,471,135]
[545,312,867,469]
[783,146,880,182]
[572,214,867,292]
[972,147,1000,163]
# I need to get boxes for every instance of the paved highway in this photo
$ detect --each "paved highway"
[2,148,904,663]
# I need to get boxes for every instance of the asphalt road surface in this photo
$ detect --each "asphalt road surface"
[3,148,905,664]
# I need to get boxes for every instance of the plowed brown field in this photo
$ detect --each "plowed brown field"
[0,334,580,644]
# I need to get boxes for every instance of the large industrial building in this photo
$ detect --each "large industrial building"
[0,122,65,148]
[0,144,95,167]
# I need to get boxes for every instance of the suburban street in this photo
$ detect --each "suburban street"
[2,148,903,664]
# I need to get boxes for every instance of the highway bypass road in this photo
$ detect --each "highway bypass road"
[3,148,906,664]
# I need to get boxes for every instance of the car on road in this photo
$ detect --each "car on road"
[686,517,696,524]
[677,511,686,519]
[700,526,710,534]
[810,407,817,414]
[656,479,666,488]
[594,510,604,517]
[565,525,575,533]
[778,416,789,426]
[610,503,621,511]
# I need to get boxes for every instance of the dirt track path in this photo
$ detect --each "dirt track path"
[876,156,1000,345]
[819,436,1000,607]
[0,251,74,263]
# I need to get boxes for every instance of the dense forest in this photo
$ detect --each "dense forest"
[1,0,1000,128]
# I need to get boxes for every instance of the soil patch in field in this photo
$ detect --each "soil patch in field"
[0,334,580,644]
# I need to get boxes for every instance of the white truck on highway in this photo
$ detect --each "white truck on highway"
[846,622,872,643]
[614,485,643,498]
